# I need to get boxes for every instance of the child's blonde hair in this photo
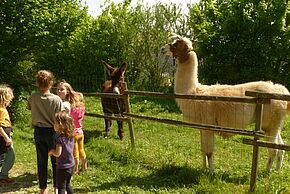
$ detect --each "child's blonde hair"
[54,110,75,138]
[0,84,14,108]
[36,70,54,92]
[74,92,84,108]
[57,80,83,108]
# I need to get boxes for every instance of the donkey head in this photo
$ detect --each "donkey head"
[101,60,127,94]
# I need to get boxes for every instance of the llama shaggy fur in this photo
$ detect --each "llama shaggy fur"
[161,33,290,173]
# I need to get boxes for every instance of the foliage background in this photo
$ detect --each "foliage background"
[0,0,289,120]
[1,0,290,193]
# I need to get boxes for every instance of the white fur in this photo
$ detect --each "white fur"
[162,33,290,173]
[113,87,120,94]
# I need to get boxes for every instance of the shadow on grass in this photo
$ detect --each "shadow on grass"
[84,127,126,143]
[0,172,37,193]
[84,128,103,143]
[73,165,248,193]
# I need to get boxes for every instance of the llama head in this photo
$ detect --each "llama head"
[101,60,127,94]
[161,33,193,59]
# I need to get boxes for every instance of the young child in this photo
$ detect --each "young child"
[71,92,87,174]
[56,81,88,174]
[56,80,75,113]
[0,84,15,184]
[49,110,75,194]
[28,70,63,194]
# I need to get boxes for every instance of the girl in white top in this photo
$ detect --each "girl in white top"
[56,80,77,113]
[56,81,87,174]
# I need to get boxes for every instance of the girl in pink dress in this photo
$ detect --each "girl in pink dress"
[70,93,87,174]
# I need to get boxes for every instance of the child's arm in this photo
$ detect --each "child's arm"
[48,144,62,157]
[0,126,12,146]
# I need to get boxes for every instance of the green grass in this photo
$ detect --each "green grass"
[2,96,290,193]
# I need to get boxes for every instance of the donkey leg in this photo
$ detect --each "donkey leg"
[200,130,214,173]
[104,119,112,137]
[117,119,124,140]
[104,113,112,137]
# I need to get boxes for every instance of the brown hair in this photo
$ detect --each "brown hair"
[0,84,14,108]
[54,110,75,138]
[36,70,54,92]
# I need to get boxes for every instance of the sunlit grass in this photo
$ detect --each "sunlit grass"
[3,96,290,193]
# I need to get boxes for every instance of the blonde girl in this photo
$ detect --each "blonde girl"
[56,80,79,113]
[70,92,87,174]
[0,84,15,184]
[49,110,75,194]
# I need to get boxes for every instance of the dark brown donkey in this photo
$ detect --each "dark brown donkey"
[101,60,127,140]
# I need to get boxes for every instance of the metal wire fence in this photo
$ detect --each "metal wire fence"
[57,75,105,93]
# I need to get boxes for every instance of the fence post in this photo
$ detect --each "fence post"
[249,100,264,192]
[123,83,135,147]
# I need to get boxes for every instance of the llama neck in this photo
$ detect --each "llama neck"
[174,51,199,94]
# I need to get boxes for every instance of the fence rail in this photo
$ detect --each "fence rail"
[126,90,269,103]
[124,112,267,138]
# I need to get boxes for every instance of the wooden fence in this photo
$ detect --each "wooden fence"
[83,87,290,192]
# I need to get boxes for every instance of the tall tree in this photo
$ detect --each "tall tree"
[87,0,186,91]
[0,0,87,121]
[0,0,87,88]
[188,0,290,87]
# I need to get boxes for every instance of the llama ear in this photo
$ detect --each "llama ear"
[170,32,178,37]
[101,60,115,74]
[169,32,181,40]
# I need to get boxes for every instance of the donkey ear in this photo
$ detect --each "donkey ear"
[101,60,115,74]
[120,62,127,72]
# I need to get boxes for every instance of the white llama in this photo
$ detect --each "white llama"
[161,33,290,173]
